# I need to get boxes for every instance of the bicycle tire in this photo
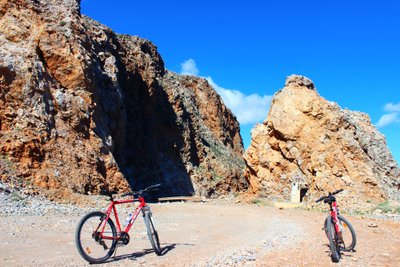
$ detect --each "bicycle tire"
[143,208,162,255]
[324,215,356,251]
[75,211,117,264]
[326,216,341,262]
[337,215,356,251]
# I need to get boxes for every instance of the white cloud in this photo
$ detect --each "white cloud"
[376,101,400,128]
[180,58,199,76]
[384,102,400,112]
[205,77,272,125]
[179,58,271,125]
[376,112,399,128]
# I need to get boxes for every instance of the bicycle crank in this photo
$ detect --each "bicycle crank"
[119,232,130,245]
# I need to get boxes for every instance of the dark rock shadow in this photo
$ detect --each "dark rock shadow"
[85,28,196,197]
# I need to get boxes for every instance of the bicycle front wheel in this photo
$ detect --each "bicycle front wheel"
[326,216,341,262]
[75,211,117,264]
[143,208,162,255]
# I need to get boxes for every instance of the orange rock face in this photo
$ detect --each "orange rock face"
[244,75,400,208]
[0,0,246,198]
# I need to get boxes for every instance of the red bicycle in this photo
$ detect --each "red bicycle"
[316,189,356,262]
[75,184,162,264]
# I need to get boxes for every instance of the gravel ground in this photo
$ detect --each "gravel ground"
[1,185,399,266]
[0,190,87,217]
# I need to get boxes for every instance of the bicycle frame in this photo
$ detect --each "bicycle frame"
[97,196,146,240]
[329,200,341,234]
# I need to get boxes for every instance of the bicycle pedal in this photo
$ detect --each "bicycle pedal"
[99,240,108,250]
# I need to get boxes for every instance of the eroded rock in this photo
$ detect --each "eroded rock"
[0,0,246,199]
[244,75,400,208]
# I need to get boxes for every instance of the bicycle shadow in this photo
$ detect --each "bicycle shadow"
[323,243,357,261]
[107,243,179,263]
[160,243,177,256]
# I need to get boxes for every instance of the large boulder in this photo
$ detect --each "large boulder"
[244,75,400,209]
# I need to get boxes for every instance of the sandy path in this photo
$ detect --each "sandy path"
[1,202,399,266]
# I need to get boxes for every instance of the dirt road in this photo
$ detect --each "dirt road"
[1,202,399,266]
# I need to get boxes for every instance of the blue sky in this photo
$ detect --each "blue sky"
[81,0,400,164]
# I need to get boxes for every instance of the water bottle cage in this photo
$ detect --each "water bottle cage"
[124,214,132,226]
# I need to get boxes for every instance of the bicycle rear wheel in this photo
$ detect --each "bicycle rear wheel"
[324,215,356,251]
[143,208,162,255]
[337,215,356,251]
[326,216,341,262]
[75,211,117,264]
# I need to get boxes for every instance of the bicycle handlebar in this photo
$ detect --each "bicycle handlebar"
[144,183,161,192]
[121,184,161,198]
[315,189,344,203]
[332,189,343,195]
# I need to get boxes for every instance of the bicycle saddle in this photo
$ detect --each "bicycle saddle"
[100,189,118,197]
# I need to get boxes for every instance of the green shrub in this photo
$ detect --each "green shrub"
[374,201,400,214]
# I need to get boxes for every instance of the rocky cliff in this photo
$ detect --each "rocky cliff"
[0,0,247,199]
[244,75,400,207]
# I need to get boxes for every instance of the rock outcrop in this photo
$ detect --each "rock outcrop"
[244,75,400,207]
[0,0,247,199]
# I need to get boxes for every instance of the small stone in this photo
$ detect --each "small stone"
[373,209,383,215]
[368,222,378,228]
